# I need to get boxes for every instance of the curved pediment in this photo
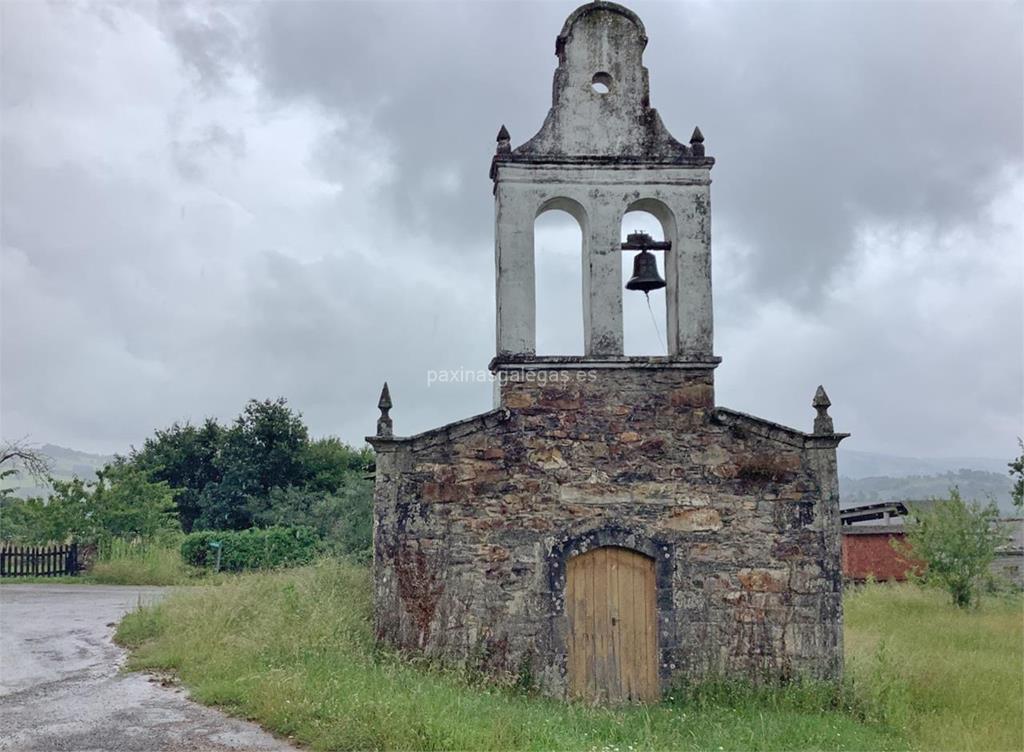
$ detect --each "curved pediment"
[510,1,692,163]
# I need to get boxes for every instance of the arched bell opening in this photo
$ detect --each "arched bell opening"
[535,199,588,356]
[621,208,669,356]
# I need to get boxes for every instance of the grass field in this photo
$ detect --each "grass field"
[116,560,1023,751]
[845,582,1023,751]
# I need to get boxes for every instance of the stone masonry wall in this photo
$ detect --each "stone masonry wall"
[371,365,843,698]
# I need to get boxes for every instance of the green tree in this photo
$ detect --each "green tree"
[111,398,373,540]
[302,437,371,494]
[1,477,94,545]
[195,476,252,531]
[89,465,178,542]
[227,397,310,497]
[1,468,178,545]
[128,419,224,532]
[33,478,92,543]
[898,488,1004,608]
[253,482,373,560]
[0,496,47,542]
[1009,438,1023,509]
[193,398,310,530]
[247,435,373,556]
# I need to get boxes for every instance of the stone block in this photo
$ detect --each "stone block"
[665,507,722,532]
[737,568,788,592]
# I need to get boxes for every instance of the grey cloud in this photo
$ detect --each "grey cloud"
[1,0,1021,463]
[156,2,250,91]
[172,123,246,181]
[160,1,1023,302]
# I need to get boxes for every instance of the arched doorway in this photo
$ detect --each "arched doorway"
[566,546,658,703]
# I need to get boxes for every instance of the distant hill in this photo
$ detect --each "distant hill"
[837,449,1016,515]
[839,469,1015,514]
[838,449,1011,479]
[1,444,113,499]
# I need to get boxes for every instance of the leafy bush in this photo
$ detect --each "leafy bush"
[180,526,317,572]
[0,466,178,546]
[250,484,372,562]
[897,488,1005,607]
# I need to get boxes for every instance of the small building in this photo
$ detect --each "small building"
[992,518,1024,586]
[840,501,1023,586]
[841,526,919,583]
[840,501,919,583]
[369,1,848,704]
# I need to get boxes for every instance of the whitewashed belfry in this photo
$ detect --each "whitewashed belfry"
[491,2,713,360]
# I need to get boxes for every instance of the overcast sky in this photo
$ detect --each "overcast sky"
[2,0,1022,462]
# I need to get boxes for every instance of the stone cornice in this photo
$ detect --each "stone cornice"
[712,407,849,448]
[491,157,714,183]
[367,408,510,451]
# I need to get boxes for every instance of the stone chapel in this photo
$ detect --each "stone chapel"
[369,1,847,704]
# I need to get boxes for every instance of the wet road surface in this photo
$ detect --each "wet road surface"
[0,584,295,751]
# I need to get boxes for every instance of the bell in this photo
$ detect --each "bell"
[625,250,666,293]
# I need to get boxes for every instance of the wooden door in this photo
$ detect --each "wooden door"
[566,546,658,703]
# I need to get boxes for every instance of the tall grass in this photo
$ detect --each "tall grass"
[845,582,1023,751]
[117,560,898,751]
[90,536,193,586]
[116,563,1023,751]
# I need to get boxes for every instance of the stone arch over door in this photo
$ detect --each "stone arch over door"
[566,546,658,703]
[546,524,676,702]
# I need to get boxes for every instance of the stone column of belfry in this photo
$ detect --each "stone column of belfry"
[665,127,715,359]
[583,200,625,356]
[493,175,537,356]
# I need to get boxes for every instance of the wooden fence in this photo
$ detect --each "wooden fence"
[0,543,79,578]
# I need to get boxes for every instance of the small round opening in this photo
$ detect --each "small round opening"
[591,72,612,94]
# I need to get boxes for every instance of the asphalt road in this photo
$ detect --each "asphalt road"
[0,584,295,751]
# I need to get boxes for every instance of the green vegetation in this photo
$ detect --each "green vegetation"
[125,398,372,538]
[0,466,178,546]
[180,527,318,572]
[90,536,194,586]
[899,489,1005,607]
[1,397,373,576]
[846,582,1023,752]
[117,562,1022,752]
